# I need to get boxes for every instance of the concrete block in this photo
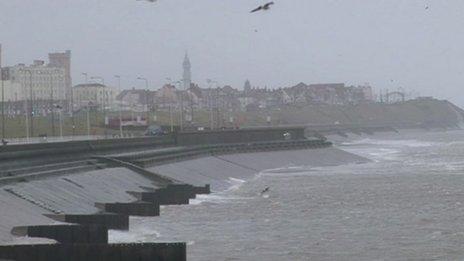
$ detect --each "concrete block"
[95,202,160,217]
[0,243,186,261]
[11,225,108,244]
[128,184,196,205]
[45,213,129,230]
[193,184,211,194]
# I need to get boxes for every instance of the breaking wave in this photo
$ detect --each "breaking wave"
[341,138,438,148]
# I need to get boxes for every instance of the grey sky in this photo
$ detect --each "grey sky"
[1,0,464,105]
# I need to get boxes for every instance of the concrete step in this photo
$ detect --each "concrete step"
[127,184,196,205]
[44,213,129,230]
[95,201,160,217]
[0,163,108,185]
[4,187,63,214]
[11,224,108,244]
[0,242,186,261]
[0,160,100,178]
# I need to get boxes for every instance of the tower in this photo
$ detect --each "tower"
[244,79,251,94]
[49,50,72,108]
[182,52,191,90]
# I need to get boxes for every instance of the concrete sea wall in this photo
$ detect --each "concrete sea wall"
[0,127,359,260]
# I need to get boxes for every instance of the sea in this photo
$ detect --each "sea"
[111,130,464,260]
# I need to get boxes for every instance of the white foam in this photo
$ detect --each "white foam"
[260,165,313,175]
[227,177,246,191]
[109,226,161,243]
[189,193,252,205]
[342,138,438,148]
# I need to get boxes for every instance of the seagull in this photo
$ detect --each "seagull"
[250,2,275,13]
[261,187,270,195]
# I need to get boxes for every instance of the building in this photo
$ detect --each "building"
[117,88,156,112]
[0,80,22,103]
[0,80,23,115]
[48,50,72,108]
[4,61,67,102]
[156,84,178,109]
[73,83,117,110]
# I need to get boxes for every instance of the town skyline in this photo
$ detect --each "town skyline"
[2,1,464,106]
[0,45,406,96]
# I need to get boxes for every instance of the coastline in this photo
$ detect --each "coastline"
[121,129,464,260]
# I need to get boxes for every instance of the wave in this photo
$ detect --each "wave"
[189,193,252,206]
[341,138,438,148]
[227,177,246,191]
[109,222,162,243]
[260,165,313,175]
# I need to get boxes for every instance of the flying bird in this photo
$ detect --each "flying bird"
[250,2,275,13]
[261,187,270,195]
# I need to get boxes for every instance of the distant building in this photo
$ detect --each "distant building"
[156,84,178,109]
[0,80,23,115]
[117,88,156,112]
[4,61,67,102]
[73,83,117,110]
[48,50,72,108]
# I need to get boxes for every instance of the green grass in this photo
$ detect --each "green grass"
[0,109,275,138]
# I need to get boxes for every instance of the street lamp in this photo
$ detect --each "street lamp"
[49,74,55,137]
[0,44,4,141]
[23,69,34,139]
[165,78,174,132]
[175,80,184,131]
[90,76,107,136]
[137,77,150,126]
[206,79,219,130]
[55,104,63,139]
[114,75,123,138]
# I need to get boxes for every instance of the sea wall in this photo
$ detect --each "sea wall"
[0,126,362,260]
[175,126,305,146]
[150,147,368,191]
[0,243,186,261]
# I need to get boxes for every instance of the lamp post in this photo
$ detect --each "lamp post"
[165,78,174,132]
[137,77,149,126]
[86,102,91,138]
[24,69,34,138]
[114,75,123,138]
[174,80,184,131]
[58,105,63,139]
[49,74,55,137]
[22,73,29,141]
[90,76,106,136]
[206,79,219,130]
[0,44,4,141]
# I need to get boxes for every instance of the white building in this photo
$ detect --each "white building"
[73,83,118,110]
[0,80,22,103]
[5,61,66,101]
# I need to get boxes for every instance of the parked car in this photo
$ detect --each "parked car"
[144,125,166,136]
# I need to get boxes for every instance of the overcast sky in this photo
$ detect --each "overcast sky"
[1,0,464,105]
